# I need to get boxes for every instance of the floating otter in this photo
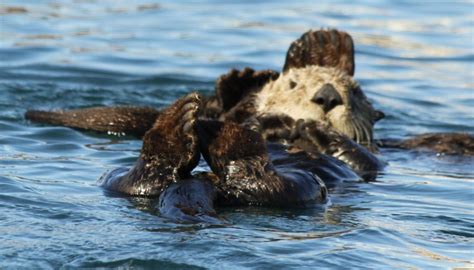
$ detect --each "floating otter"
[24,31,385,222]
[99,92,346,222]
[24,29,472,157]
[23,29,473,221]
[24,30,385,180]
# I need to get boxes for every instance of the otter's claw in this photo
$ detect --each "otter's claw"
[176,93,201,169]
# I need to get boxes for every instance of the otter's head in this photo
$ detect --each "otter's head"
[256,65,384,147]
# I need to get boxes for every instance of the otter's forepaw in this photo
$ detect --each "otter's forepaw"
[241,116,262,133]
[297,119,383,181]
[257,113,298,142]
[297,120,341,152]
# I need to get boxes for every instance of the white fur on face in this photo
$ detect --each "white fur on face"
[255,66,375,145]
[256,66,357,120]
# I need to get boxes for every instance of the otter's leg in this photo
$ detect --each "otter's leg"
[297,120,384,181]
[197,120,327,207]
[25,106,160,138]
[379,133,474,156]
[98,93,201,196]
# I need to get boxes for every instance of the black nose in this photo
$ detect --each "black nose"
[311,84,343,113]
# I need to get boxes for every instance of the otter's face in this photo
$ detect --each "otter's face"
[256,66,383,146]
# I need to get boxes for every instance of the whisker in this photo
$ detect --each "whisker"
[362,128,370,146]
[357,117,368,144]
[353,118,362,144]
[358,121,366,144]
[358,117,371,146]
[362,118,373,144]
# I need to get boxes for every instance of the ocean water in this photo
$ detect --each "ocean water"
[0,0,473,269]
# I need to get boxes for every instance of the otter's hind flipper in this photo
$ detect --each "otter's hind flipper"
[99,93,202,196]
[197,120,327,207]
[380,133,474,156]
[283,29,355,76]
[25,106,160,138]
[204,68,279,116]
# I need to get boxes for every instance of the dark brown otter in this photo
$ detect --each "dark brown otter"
[99,92,337,221]
[24,30,385,178]
[24,29,473,159]
[21,29,473,222]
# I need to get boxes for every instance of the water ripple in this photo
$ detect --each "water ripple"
[1,0,473,269]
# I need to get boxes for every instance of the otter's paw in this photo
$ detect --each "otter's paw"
[297,119,383,181]
[142,93,201,177]
[296,119,342,153]
[257,113,299,142]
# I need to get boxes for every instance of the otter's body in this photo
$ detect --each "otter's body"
[22,29,474,222]
[95,93,333,221]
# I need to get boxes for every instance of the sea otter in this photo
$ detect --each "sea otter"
[24,29,473,222]
[24,30,384,179]
[96,90,386,222]
[25,29,472,157]
[98,92,356,222]
[23,31,387,222]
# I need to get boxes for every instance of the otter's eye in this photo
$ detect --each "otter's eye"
[289,80,297,89]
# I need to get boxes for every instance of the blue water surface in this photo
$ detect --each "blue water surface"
[0,0,473,269]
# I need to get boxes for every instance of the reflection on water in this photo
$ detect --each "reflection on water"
[1,0,473,269]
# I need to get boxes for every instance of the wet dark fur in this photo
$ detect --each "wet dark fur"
[294,120,384,181]
[379,133,474,156]
[197,119,328,207]
[98,94,201,196]
[283,29,355,75]
[99,93,333,222]
[22,29,472,222]
[25,106,160,138]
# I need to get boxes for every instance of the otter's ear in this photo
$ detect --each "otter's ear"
[373,110,385,122]
[282,29,355,76]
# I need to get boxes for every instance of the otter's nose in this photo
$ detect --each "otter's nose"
[311,84,343,113]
